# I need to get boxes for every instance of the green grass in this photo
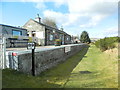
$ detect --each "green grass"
[64,45,118,88]
[2,45,118,88]
[2,45,89,88]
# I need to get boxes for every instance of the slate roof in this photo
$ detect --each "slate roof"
[0,24,27,31]
[30,19,70,36]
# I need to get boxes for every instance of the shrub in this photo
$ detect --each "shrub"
[94,37,118,51]
[99,39,108,51]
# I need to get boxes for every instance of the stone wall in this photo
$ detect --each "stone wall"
[18,44,88,75]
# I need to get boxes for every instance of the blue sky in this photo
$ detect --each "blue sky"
[0,0,118,38]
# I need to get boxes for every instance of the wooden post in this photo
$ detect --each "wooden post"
[32,49,35,76]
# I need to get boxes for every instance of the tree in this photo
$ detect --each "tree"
[42,17,58,29]
[80,31,91,43]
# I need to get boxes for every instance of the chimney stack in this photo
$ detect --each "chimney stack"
[35,14,41,23]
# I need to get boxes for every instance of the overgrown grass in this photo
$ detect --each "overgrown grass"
[2,45,89,88]
[65,45,118,88]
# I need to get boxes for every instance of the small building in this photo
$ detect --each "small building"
[0,24,29,47]
[23,15,71,46]
[71,36,81,44]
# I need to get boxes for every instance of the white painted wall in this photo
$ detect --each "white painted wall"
[35,31,45,45]
[36,31,44,39]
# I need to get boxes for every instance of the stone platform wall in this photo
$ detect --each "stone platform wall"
[18,44,88,75]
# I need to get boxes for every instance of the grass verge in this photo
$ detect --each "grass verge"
[2,45,89,88]
[64,45,118,88]
[2,45,118,88]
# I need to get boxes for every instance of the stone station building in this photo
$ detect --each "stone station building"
[23,16,71,46]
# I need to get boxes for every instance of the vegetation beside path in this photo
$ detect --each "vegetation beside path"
[2,44,118,88]
[64,45,118,88]
[2,45,89,88]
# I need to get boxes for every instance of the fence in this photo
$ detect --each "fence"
[3,34,38,48]
[0,35,6,69]
[6,51,18,70]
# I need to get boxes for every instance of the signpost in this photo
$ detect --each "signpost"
[27,42,36,76]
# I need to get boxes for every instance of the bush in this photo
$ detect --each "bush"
[99,39,109,51]
[94,37,118,51]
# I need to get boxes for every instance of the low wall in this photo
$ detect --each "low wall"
[18,44,88,75]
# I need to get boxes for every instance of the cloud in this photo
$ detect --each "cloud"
[67,0,118,28]
[41,0,118,28]
[35,2,46,10]
[2,0,118,37]
[2,0,119,2]
[80,14,106,28]
[11,0,118,28]
[67,0,118,14]
[53,0,67,8]
[102,27,118,37]
[43,10,69,26]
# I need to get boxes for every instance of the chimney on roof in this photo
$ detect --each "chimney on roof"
[35,14,41,23]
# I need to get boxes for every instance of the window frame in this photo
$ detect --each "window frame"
[49,34,54,41]
[12,29,22,36]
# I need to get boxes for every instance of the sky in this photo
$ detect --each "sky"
[0,0,119,38]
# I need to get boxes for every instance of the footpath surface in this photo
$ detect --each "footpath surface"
[64,45,118,88]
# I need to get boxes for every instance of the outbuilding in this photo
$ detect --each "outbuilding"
[0,24,29,47]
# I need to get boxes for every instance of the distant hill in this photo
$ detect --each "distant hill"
[90,38,100,42]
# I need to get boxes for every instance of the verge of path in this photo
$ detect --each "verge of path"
[64,45,118,88]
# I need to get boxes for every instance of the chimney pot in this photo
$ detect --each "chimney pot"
[35,14,41,23]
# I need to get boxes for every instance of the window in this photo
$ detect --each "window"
[50,34,53,41]
[32,33,36,37]
[31,31,36,37]
[60,34,62,40]
[67,37,69,41]
[12,30,22,36]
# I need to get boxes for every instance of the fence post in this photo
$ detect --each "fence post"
[0,36,6,69]
[3,37,6,69]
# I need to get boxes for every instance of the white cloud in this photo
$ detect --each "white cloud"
[80,14,106,28]
[2,0,119,2]
[41,0,118,28]
[43,10,69,27]
[1,0,118,37]
[53,0,67,8]
[102,27,118,37]
[67,0,118,28]
[10,0,117,28]
[35,2,46,10]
